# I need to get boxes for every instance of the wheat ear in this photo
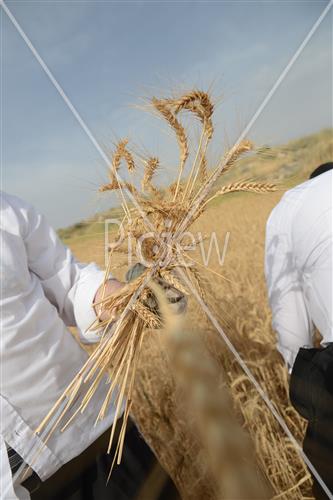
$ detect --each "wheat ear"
[159,269,189,295]
[152,97,189,199]
[142,157,160,197]
[175,92,213,200]
[201,182,277,209]
[173,90,214,140]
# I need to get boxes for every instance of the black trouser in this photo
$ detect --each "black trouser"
[19,419,178,500]
[290,344,333,499]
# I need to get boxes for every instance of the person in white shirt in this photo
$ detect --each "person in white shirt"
[0,191,127,499]
[265,163,333,499]
[0,191,187,500]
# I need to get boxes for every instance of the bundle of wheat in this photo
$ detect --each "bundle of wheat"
[34,90,277,481]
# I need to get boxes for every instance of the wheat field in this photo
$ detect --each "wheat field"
[60,128,332,499]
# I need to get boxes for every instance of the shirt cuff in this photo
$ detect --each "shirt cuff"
[276,344,298,373]
[74,264,111,344]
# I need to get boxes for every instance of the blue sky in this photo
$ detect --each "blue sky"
[2,1,332,228]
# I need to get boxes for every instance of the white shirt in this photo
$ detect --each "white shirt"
[265,170,333,370]
[0,192,118,499]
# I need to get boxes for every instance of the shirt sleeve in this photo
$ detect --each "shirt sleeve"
[265,205,314,370]
[20,200,110,343]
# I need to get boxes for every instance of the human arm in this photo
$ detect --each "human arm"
[18,198,122,342]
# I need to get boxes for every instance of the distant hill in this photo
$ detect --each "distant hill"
[220,128,332,186]
[58,128,332,241]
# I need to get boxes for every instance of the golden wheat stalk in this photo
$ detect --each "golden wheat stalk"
[200,182,277,209]
[159,269,189,296]
[219,139,254,177]
[191,139,254,204]
[107,140,132,218]
[173,89,214,140]
[131,300,161,328]
[142,157,160,197]
[198,155,208,182]
[101,139,137,219]
[172,91,214,201]
[182,128,206,201]
[185,139,210,201]
[168,180,180,198]
[152,97,189,199]
[111,139,135,173]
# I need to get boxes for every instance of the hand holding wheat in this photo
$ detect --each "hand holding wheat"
[94,279,125,322]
